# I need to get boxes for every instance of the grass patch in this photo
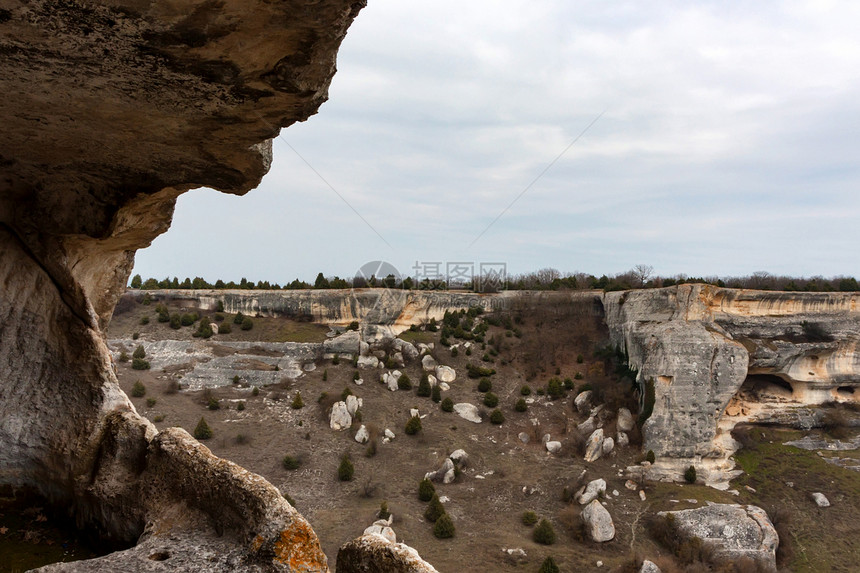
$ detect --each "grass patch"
[399,330,435,344]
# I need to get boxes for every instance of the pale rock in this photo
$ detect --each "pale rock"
[392,338,419,361]
[354,377,364,385]
[518,432,530,444]
[639,560,662,573]
[617,432,630,448]
[454,403,482,423]
[357,355,379,369]
[435,365,456,383]
[545,441,562,454]
[639,490,647,501]
[449,449,468,465]
[443,468,456,484]
[503,547,526,558]
[392,352,405,367]
[625,480,638,491]
[812,492,830,507]
[439,382,450,391]
[354,425,369,444]
[428,374,438,387]
[410,408,420,418]
[363,523,396,544]
[578,417,596,435]
[359,340,370,356]
[582,499,615,542]
[617,407,634,432]
[303,362,316,372]
[324,330,361,355]
[596,561,603,568]
[542,433,552,444]
[585,429,605,462]
[330,401,352,431]
[346,395,362,416]
[577,479,607,505]
[612,489,620,497]
[603,437,615,455]
[210,322,219,335]
[384,428,395,440]
[421,355,437,372]
[438,496,449,503]
[575,390,593,414]
[337,533,440,573]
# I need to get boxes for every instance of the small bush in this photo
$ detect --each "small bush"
[646,450,656,464]
[378,501,391,520]
[139,316,149,326]
[332,355,340,366]
[431,384,442,403]
[131,381,146,397]
[684,465,697,484]
[533,519,556,545]
[441,397,454,412]
[340,387,353,401]
[538,557,560,573]
[146,397,156,408]
[515,398,527,412]
[164,379,179,394]
[283,493,296,507]
[347,320,359,331]
[131,357,150,370]
[218,322,232,334]
[215,300,225,312]
[252,386,260,396]
[322,369,328,381]
[574,372,583,380]
[118,351,129,363]
[424,494,445,522]
[417,374,432,397]
[207,396,220,410]
[214,312,225,322]
[283,455,301,470]
[241,317,254,331]
[563,377,574,390]
[451,347,458,357]
[233,311,245,324]
[547,377,564,400]
[433,513,455,539]
[338,455,354,481]
[169,314,181,329]
[466,364,496,378]
[152,414,165,423]
[291,392,304,409]
[398,374,412,390]
[483,392,499,408]
[132,345,146,359]
[536,388,545,396]
[477,378,492,392]
[180,313,195,327]
[520,385,532,396]
[405,415,422,435]
[234,433,250,445]
[193,417,213,440]
[353,370,360,381]
[490,409,505,424]
[522,510,538,526]
[237,401,246,411]
[419,478,436,502]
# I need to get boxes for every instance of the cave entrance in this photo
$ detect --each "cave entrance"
[739,373,795,401]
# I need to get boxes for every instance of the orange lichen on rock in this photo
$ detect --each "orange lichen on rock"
[273,521,329,572]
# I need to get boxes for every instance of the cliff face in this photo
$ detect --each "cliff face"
[605,285,860,466]
[0,1,364,571]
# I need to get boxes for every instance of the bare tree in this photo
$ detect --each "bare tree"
[632,264,654,287]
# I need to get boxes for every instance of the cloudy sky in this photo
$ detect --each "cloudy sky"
[133,0,860,285]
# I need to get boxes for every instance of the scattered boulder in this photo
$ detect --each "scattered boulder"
[346,394,363,416]
[449,449,468,465]
[639,490,647,501]
[435,365,456,383]
[393,338,419,361]
[330,401,352,431]
[585,429,604,462]
[383,370,402,391]
[581,499,615,542]
[617,407,634,432]
[417,342,435,354]
[602,436,615,455]
[337,533,440,573]
[324,330,361,355]
[575,390,593,414]
[422,355,437,372]
[661,503,778,570]
[363,520,396,544]
[625,480,638,491]
[454,403,482,423]
[518,432,530,444]
[439,382,450,391]
[392,352,405,367]
[354,425,369,444]
[426,458,455,483]
[577,479,607,505]
[577,416,597,435]
[428,374,438,387]
[812,492,830,507]
[617,431,630,448]
[410,408,420,418]
[545,441,562,454]
[358,355,379,369]
[384,428,396,440]
[639,560,661,573]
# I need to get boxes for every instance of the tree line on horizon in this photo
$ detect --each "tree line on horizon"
[129,267,860,293]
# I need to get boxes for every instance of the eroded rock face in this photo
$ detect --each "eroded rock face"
[336,533,439,573]
[1,1,364,570]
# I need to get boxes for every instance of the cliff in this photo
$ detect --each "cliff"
[604,285,860,477]
[0,1,364,571]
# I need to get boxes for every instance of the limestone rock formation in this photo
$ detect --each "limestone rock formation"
[577,479,607,505]
[585,429,604,462]
[453,403,482,423]
[1,1,368,571]
[336,533,439,573]
[330,401,352,431]
[435,365,456,383]
[581,499,615,542]
[661,503,778,570]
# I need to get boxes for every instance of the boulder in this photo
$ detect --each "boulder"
[812,492,830,507]
[585,429,605,462]
[439,382,450,391]
[428,374,438,387]
[363,522,396,544]
[617,432,630,448]
[330,401,352,431]
[545,441,562,454]
[575,390,593,414]
[392,352,405,367]
[581,499,615,542]
[354,425,369,444]
[518,432,530,444]
[324,330,361,355]
[442,468,456,484]
[358,355,380,369]
[346,395,362,416]
[393,339,420,361]
[384,428,396,440]
[410,408,420,418]
[421,355,437,372]
[577,416,597,435]
[577,479,607,505]
[661,503,778,570]
[454,403,482,423]
[435,365,456,383]
[427,458,455,483]
[639,560,661,573]
[337,533,440,573]
[617,407,634,432]
[449,449,468,465]
[602,437,615,455]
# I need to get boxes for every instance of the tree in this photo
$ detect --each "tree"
[433,513,455,539]
[131,381,146,397]
[489,409,505,424]
[418,478,435,502]
[538,557,560,573]
[132,345,146,359]
[338,455,354,481]
[533,519,556,545]
[234,311,245,325]
[193,417,213,440]
[291,392,304,409]
[632,264,654,287]
[685,465,697,484]
[314,272,330,289]
[441,397,454,412]
[397,373,412,391]
[130,274,142,289]
[405,415,422,435]
[417,374,431,397]
[424,494,445,522]
[241,317,254,331]
[431,384,442,403]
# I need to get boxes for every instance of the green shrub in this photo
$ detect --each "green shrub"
[332,355,340,365]
[489,409,505,424]
[322,369,328,381]
[521,510,538,526]
[465,348,472,356]
[131,381,146,397]
[283,455,301,470]
[132,331,140,340]
[218,322,232,334]
[118,351,129,363]
[533,519,556,545]
[536,388,545,396]
[441,397,454,412]
[574,372,583,380]
[433,513,455,539]
[405,415,422,435]
[466,364,496,378]
[207,397,220,410]
[347,320,359,331]
[431,384,442,403]
[234,311,245,325]
[419,478,436,502]
[283,492,296,507]
[193,318,213,338]
[215,300,225,312]
[417,374,432,397]
[563,377,574,390]
[515,398,527,412]
[241,317,254,331]
[193,417,213,440]
[131,358,150,370]
[158,310,170,323]
[152,414,165,423]
[424,494,445,522]
[451,347,459,357]
[139,316,150,325]
[291,392,304,409]
[169,314,181,329]
[132,345,146,359]
[538,556,560,573]
[547,377,564,400]
[483,392,499,408]
[338,455,354,481]
[398,374,412,390]
[237,401,245,411]
[180,313,195,326]
[520,385,532,396]
[353,370,360,381]
[146,397,156,407]
[646,450,656,464]
[576,354,584,364]
[340,387,353,401]
[477,378,492,392]
[214,312,225,322]
[252,387,260,396]
[685,465,697,484]
[378,501,391,520]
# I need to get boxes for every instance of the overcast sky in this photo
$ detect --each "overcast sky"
[132,1,860,285]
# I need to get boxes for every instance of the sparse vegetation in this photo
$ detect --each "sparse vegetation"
[193,417,213,440]
[419,478,436,502]
[283,455,301,470]
[477,378,492,392]
[533,519,556,545]
[131,380,146,397]
[397,373,412,390]
[538,557,560,573]
[338,455,354,481]
[431,384,442,403]
[483,392,498,408]
[417,374,431,397]
[685,465,697,484]
[490,408,505,424]
[515,398,527,412]
[146,397,156,408]
[522,510,538,526]
[441,397,454,412]
[433,513,455,539]
[291,391,304,409]
[405,415,422,435]
[424,494,445,522]
[646,450,656,464]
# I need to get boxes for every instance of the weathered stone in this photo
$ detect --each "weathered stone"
[435,365,456,383]
[545,441,562,454]
[617,432,630,448]
[661,503,778,570]
[428,374,438,387]
[324,330,361,355]
[346,395,362,416]
[575,390,593,414]
[581,499,615,542]
[812,492,831,507]
[603,437,615,455]
[422,355,438,372]
[454,403,482,423]
[449,449,468,465]
[578,416,597,435]
[330,401,352,431]
[384,428,396,440]
[617,407,634,432]
[639,560,662,573]
[354,425,370,445]
[577,479,607,505]
[518,432,530,444]
[337,533,439,573]
[585,429,605,462]
[358,355,380,369]
[363,523,397,544]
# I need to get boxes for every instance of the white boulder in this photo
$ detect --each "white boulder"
[582,499,615,542]
[453,403,482,423]
[577,479,607,505]
[617,407,634,432]
[354,425,369,444]
[812,492,830,507]
[346,394,362,416]
[585,429,604,462]
[435,365,456,383]
[575,390,593,414]
[421,354,437,372]
[545,441,562,454]
[330,401,352,431]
